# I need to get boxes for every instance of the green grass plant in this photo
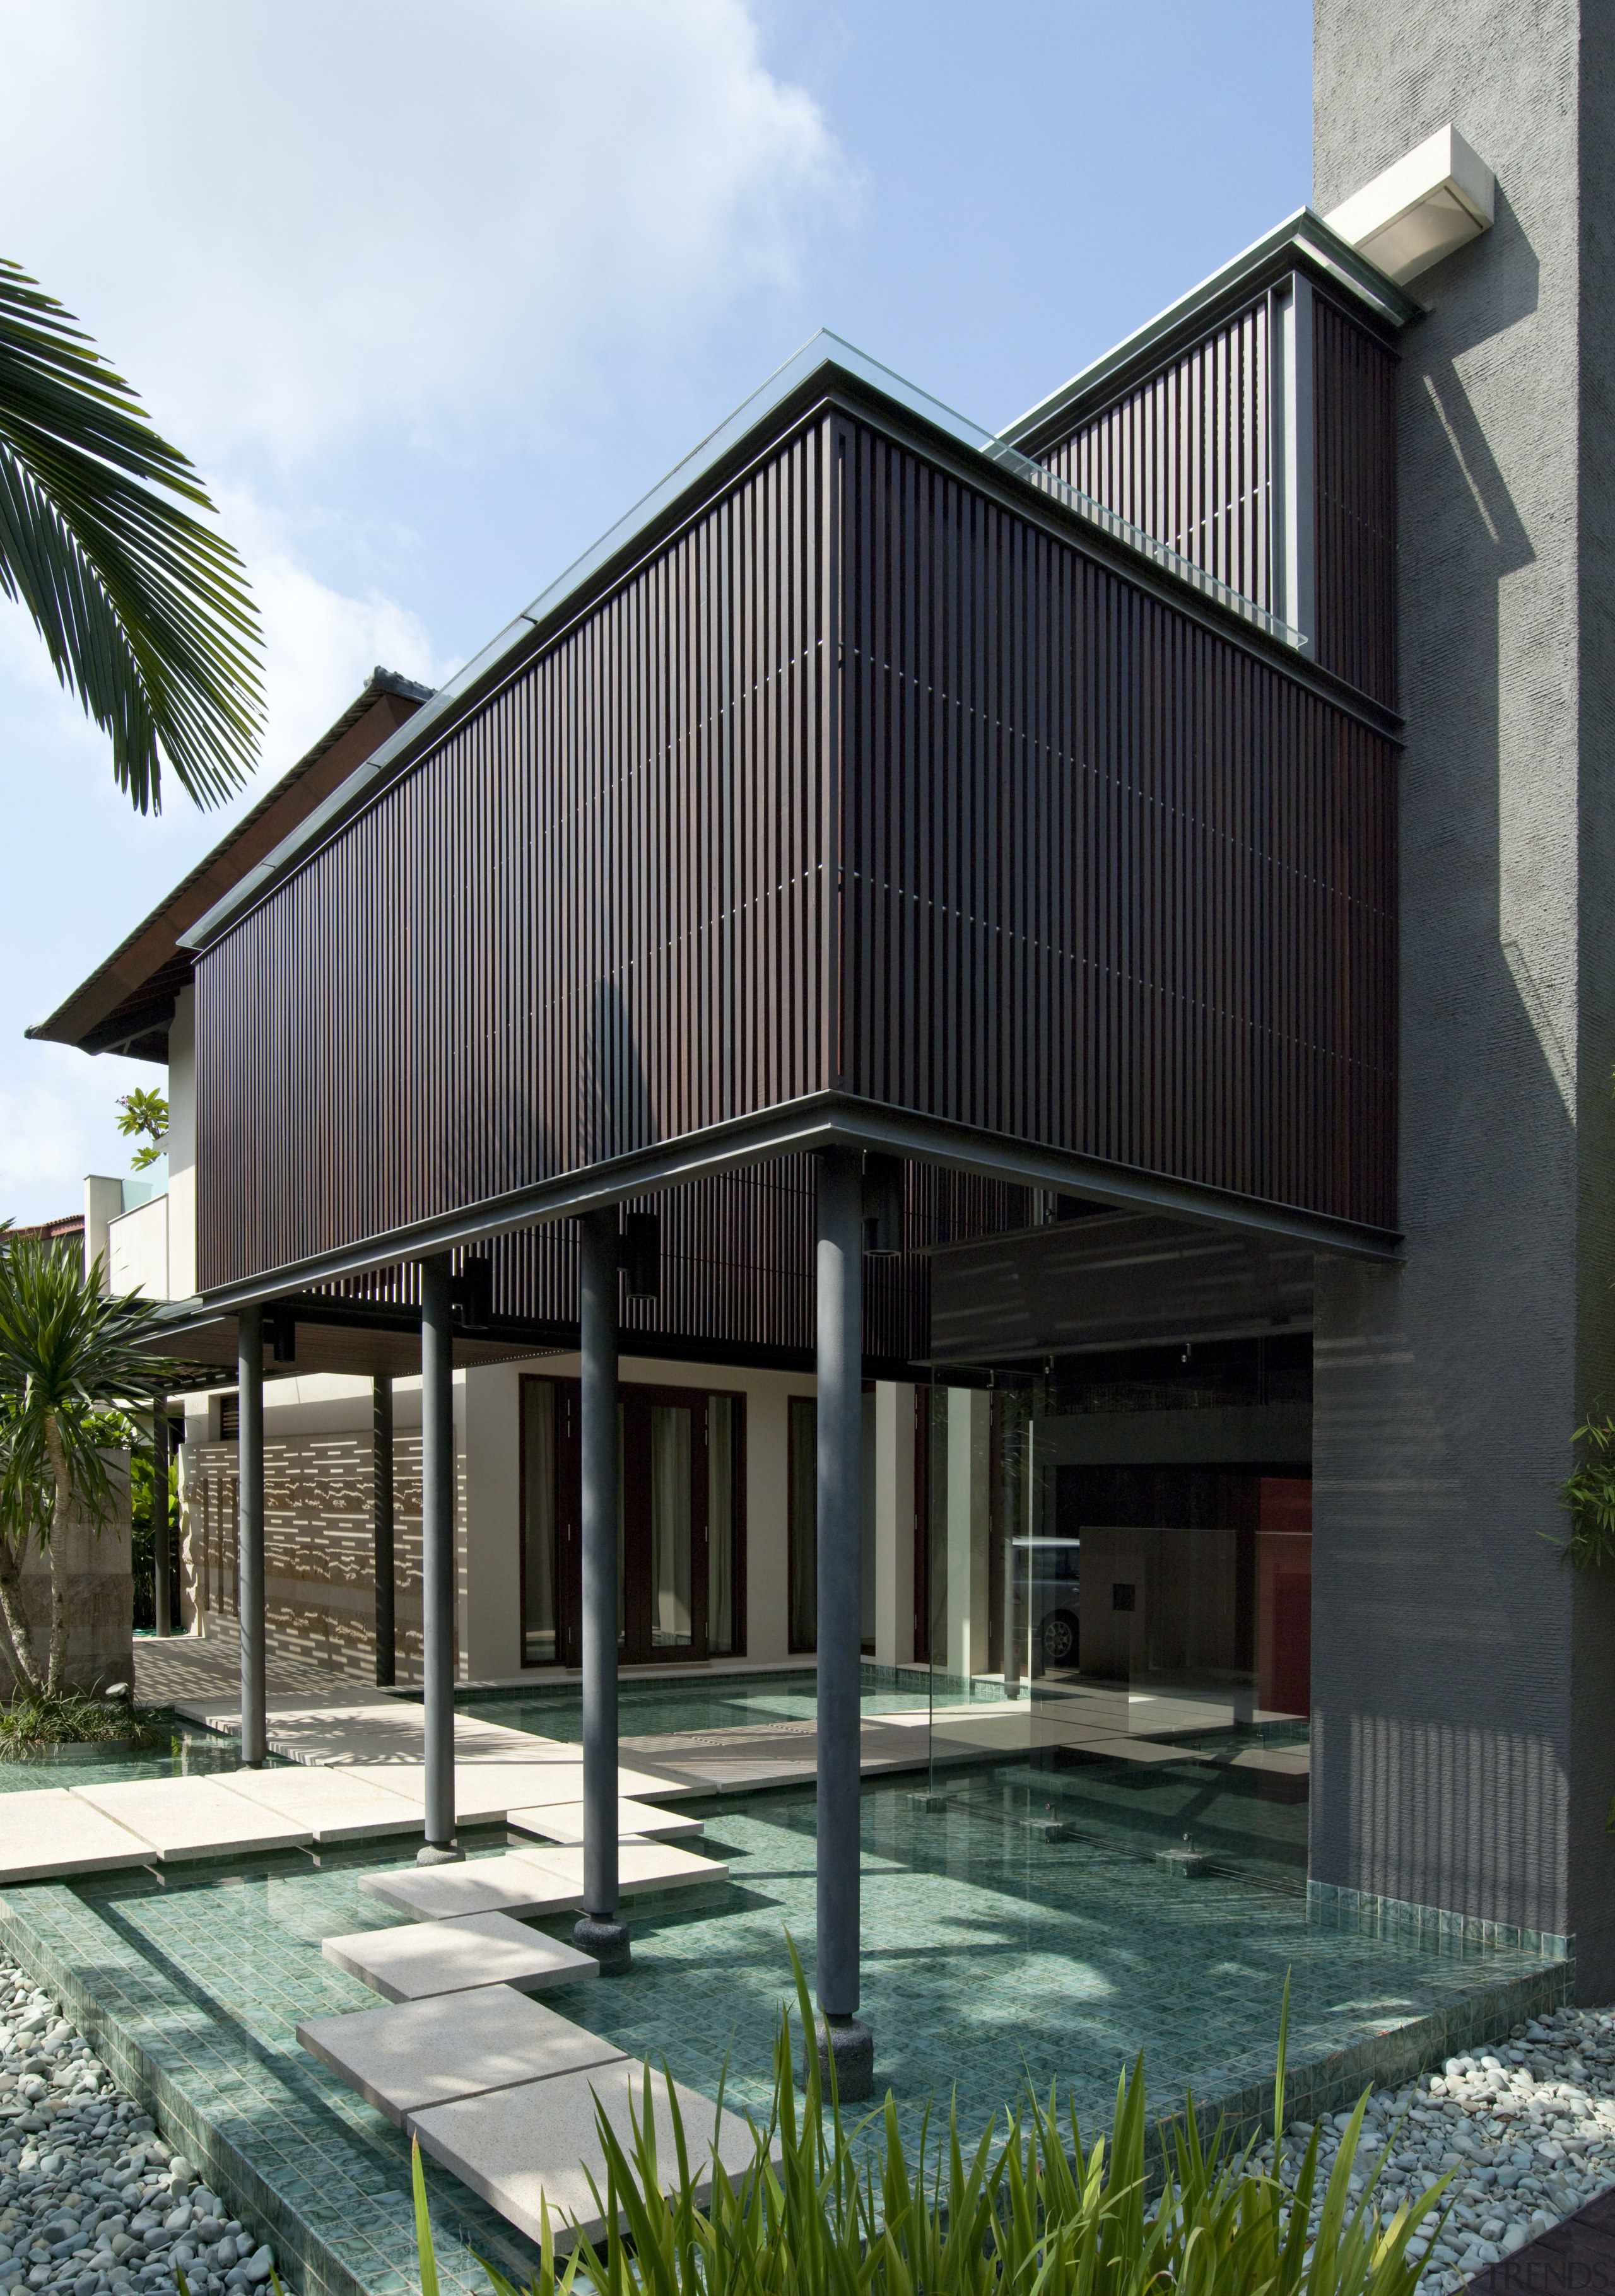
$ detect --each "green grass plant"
[409,1947,1453,2296]
[0,1689,163,1756]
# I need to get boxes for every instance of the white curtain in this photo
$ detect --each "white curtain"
[708,1398,734,1653]
[650,1405,692,1645]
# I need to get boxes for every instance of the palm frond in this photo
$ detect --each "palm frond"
[0,1235,167,1538]
[0,257,263,812]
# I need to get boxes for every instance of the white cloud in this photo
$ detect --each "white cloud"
[0,0,849,467]
[214,493,457,778]
[0,1044,156,1228]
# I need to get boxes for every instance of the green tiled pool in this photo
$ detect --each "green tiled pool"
[453,1663,1004,1742]
[0,1711,271,1793]
[0,1772,1568,2296]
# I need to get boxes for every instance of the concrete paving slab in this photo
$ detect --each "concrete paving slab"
[297,1983,623,2125]
[322,1910,598,2001]
[358,1855,584,1922]
[0,1786,155,1882]
[408,2058,763,2251]
[506,1800,703,1844]
[337,1766,568,1824]
[211,1765,423,1842]
[510,1839,728,1897]
[336,1762,683,1822]
[70,1776,313,1860]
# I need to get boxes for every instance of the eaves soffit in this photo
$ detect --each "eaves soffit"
[1002,208,1420,455]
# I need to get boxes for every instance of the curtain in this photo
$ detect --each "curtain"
[650,1405,692,1646]
[708,1397,734,1653]
[789,1397,816,1649]
[521,1381,557,1663]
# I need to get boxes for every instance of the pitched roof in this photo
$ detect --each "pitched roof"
[27,667,433,1060]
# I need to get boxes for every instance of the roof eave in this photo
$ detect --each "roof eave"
[1000,208,1421,453]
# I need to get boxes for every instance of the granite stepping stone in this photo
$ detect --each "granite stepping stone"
[408,2058,763,2251]
[322,1910,599,2001]
[358,1853,583,1921]
[213,1764,423,1842]
[506,1799,703,1844]
[0,1786,155,1882]
[69,1776,312,1861]
[509,1839,728,1897]
[297,1983,624,2124]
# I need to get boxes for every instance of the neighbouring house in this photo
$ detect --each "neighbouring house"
[27,0,1615,2034]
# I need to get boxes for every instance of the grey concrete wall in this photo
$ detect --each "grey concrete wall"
[1312,1,1615,1994]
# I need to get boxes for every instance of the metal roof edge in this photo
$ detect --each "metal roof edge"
[185,327,1146,954]
[33,669,435,1036]
[178,292,1394,956]
[1001,208,1420,449]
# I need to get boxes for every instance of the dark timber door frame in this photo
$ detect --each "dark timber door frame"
[524,1373,745,1668]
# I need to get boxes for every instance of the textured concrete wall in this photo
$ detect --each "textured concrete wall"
[1312,1,1615,1993]
[0,1461,134,1700]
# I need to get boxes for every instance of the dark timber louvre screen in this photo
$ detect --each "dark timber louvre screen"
[196,395,1397,1298]
[1038,296,1276,618]
[833,416,1396,1228]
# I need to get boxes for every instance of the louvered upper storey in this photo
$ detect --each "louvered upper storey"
[186,236,1407,1306]
[1007,219,1401,708]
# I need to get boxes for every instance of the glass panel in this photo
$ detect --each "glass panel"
[788,1396,816,1649]
[617,1406,626,1649]
[521,1381,557,1663]
[708,1397,734,1655]
[860,1388,877,1649]
[789,1393,878,1655]
[912,1343,1311,1883]
[649,1404,693,1648]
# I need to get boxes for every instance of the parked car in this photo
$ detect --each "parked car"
[1014,1537,1081,1668]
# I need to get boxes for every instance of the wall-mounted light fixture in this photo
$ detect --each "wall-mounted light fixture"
[1325,124,1495,285]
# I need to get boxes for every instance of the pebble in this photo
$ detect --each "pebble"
[0,1959,296,2296]
[1251,2001,1615,2296]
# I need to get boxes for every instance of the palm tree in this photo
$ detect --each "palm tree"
[0,1236,165,1696]
[0,257,262,812]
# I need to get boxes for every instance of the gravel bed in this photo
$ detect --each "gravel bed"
[0,1960,296,2296]
[1249,2001,1615,2288]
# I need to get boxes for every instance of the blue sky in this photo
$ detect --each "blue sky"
[0,0,1313,1226]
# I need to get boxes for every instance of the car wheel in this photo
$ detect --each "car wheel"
[1041,1609,1079,1666]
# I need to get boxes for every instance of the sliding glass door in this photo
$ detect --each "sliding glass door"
[522,1376,744,1666]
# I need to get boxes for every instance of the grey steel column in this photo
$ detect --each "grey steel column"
[574,1209,629,1971]
[373,1376,396,1689]
[418,1255,461,1862]
[151,1402,171,1639]
[237,1308,266,1767]
[814,1147,872,2096]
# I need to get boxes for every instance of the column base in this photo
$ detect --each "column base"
[574,1914,631,1973]
[416,1842,465,1866]
[807,2013,874,2102]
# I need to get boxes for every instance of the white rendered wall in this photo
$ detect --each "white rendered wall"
[461,1362,523,1680]
[177,1350,917,1684]
[166,985,197,1300]
[873,1382,915,1666]
[944,1388,990,1678]
[107,1196,168,1299]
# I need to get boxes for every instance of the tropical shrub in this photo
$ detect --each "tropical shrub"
[409,1955,1451,2296]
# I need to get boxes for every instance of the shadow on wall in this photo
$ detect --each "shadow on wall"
[1308,179,1615,1976]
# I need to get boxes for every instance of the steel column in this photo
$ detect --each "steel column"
[575,1209,628,1970]
[418,1255,459,1860]
[151,1402,171,1639]
[814,1147,872,2094]
[373,1376,396,1689]
[237,1308,266,1767]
